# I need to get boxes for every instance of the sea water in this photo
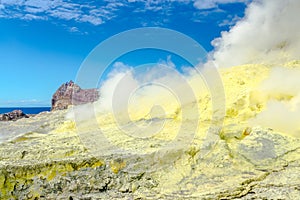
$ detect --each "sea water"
[0,107,51,114]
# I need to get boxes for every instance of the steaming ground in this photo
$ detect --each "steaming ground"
[68,60,210,123]
[1,63,300,199]
[249,65,300,137]
[65,61,300,161]
[68,60,300,145]
[67,61,214,155]
[211,0,300,137]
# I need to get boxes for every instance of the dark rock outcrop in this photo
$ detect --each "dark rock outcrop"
[0,110,29,121]
[51,81,99,111]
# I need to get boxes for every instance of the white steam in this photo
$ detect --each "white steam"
[249,67,300,137]
[212,0,300,67]
[68,59,210,123]
[193,0,250,10]
[97,62,138,112]
[214,0,300,137]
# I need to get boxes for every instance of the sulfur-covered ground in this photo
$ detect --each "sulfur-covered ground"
[0,63,300,199]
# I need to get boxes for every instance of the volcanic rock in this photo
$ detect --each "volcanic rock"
[0,110,29,121]
[51,80,99,111]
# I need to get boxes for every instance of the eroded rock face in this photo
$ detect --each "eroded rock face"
[51,81,99,111]
[0,110,29,121]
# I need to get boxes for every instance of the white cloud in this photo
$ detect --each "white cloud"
[67,26,88,35]
[193,0,249,10]
[211,0,300,67]
[69,26,79,32]
[79,15,103,25]
[0,0,250,27]
[191,8,225,23]
[25,6,44,13]
[218,14,241,27]
[1,0,24,5]
[23,13,46,20]
[0,0,115,25]
[24,0,56,11]
[106,2,125,10]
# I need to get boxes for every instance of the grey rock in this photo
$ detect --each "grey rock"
[0,110,29,121]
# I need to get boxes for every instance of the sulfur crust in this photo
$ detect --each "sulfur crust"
[0,62,300,199]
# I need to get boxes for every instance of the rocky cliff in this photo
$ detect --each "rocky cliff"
[51,81,99,111]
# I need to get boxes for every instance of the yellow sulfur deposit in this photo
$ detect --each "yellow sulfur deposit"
[110,159,127,174]
[0,62,300,199]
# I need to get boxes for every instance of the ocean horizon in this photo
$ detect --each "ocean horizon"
[0,107,51,114]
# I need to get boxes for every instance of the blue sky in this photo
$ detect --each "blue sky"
[0,0,250,107]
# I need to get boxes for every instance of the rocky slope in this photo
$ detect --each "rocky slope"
[51,80,99,111]
[0,63,300,199]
